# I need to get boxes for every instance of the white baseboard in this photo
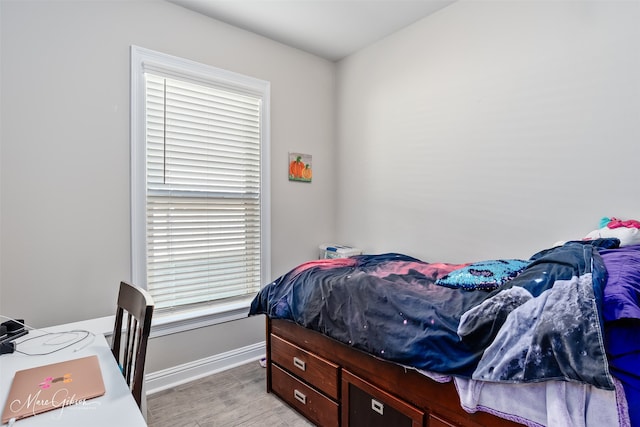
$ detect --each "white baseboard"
[145,341,266,395]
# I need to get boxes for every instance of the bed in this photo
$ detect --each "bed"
[250,229,640,427]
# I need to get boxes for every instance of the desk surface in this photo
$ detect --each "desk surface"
[0,324,146,426]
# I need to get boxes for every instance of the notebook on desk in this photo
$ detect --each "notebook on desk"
[2,355,105,423]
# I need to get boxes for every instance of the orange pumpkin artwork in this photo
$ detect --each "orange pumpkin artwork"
[289,153,312,182]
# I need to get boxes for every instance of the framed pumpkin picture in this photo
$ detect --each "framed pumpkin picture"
[288,152,312,182]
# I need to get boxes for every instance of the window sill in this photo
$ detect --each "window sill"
[54,299,255,340]
[148,297,255,338]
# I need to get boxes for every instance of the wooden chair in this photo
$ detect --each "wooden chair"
[111,281,154,409]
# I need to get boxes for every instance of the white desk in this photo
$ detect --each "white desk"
[0,324,146,426]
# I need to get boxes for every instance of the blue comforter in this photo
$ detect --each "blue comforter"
[249,241,616,390]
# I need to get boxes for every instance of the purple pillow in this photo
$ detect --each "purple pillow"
[600,245,640,322]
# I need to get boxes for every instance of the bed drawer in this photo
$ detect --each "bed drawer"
[342,370,424,427]
[429,414,459,427]
[272,364,340,427]
[271,333,340,399]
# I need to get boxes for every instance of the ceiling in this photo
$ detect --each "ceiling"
[168,0,457,61]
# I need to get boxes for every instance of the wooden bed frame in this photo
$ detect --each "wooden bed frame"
[266,317,523,427]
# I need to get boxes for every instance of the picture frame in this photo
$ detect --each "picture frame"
[288,152,312,182]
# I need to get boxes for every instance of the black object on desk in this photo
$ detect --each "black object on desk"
[0,319,28,347]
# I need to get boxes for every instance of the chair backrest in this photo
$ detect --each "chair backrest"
[111,281,154,408]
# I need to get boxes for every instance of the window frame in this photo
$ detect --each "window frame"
[130,45,271,334]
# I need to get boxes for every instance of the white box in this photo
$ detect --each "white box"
[319,244,362,259]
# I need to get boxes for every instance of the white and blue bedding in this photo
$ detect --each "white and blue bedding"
[249,239,639,424]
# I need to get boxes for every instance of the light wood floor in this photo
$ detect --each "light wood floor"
[146,361,314,427]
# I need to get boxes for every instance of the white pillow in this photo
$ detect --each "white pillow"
[584,226,640,247]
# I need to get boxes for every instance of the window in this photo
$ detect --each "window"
[131,46,270,325]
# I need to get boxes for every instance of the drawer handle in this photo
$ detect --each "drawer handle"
[294,389,307,405]
[371,398,384,415]
[293,356,306,371]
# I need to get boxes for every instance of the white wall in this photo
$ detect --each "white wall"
[336,0,640,263]
[0,0,336,372]
[2,0,639,379]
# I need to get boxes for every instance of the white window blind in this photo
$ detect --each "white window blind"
[131,46,270,316]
